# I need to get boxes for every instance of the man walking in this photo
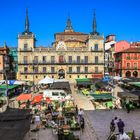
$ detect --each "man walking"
[117,119,125,134]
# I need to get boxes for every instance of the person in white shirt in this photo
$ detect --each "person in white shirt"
[78,108,84,120]
[35,114,41,128]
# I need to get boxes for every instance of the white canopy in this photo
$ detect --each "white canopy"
[0,80,5,85]
[13,80,26,85]
[54,79,69,82]
[113,76,122,81]
[38,76,54,84]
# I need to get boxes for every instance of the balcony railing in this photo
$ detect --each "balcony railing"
[91,49,104,52]
[19,48,32,52]
[20,71,57,74]
[67,71,103,74]
[18,61,104,65]
[114,66,140,70]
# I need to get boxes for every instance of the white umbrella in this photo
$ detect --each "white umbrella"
[0,80,5,85]
[14,80,26,85]
[38,76,54,84]
[113,76,122,81]
[54,79,69,82]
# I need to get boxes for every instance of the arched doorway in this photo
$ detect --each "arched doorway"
[58,69,65,79]
[126,71,131,78]
[133,71,138,77]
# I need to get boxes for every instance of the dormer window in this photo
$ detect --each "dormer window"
[24,43,28,50]
[94,44,98,51]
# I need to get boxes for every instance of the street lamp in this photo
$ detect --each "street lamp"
[32,64,35,93]
[4,70,9,108]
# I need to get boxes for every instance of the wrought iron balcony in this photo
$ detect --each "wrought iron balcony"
[91,49,104,52]
[18,61,104,65]
[20,71,57,74]
[19,48,32,52]
[67,71,103,74]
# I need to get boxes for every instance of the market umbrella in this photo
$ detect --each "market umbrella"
[38,76,54,84]
[16,94,32,101]
[31,94,43,104]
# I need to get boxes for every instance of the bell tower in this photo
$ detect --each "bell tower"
[18,8,36,52]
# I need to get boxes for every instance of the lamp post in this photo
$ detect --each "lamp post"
[4,70,9,108]
[4,54,10,108]
[32,64,35,93]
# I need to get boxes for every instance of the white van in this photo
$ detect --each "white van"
[43,89,71,101]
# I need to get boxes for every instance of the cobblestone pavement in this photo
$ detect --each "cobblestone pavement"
[24,125,57,140]
[70,84,99,140]
[86,109,140,140]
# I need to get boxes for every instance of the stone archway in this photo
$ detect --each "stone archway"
[58,69,65,79]
[133,71,138,77]
[126,71,131,78]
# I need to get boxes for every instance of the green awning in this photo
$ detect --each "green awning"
[76,78,92,86]
[90,94,115,100]
[0,84,19,90]
[75,78,91,82]
[129,82,140,87]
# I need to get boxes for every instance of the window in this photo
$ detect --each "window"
[84,56,88,63]
[24,44,28,50]
[43,67,46,73]
[24,67,28,73]
[52,92,59,96]
[69,67,72,73]
[25,76,27,79]
[85,67,88,73]
[85,75,87,78]
[52,75,54,78]
[134,54,137,59]
[42,56,46,62]
[127,54,130,59]
[34,67,38,73]
[51,56,55,63]
[60,92,65,96]
[127,63,130,69]
[77,66,80,73]
[34,56,38,63]
[77,56,80,63]
[134,63,137,69]
[77,75,80,78]
[95,56,98,63]
[36,76,38,79]
[51,67,55,73]
[68,56,72,63]
[95,67,98,73]
[59,55,64,63]
[94,44,98,51]
[69,75,71,78]
[44,76,46,78]
[23,56,28,64]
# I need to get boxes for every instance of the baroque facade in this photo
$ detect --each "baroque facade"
[17,10,104,83]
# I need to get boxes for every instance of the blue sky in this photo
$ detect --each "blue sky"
[0,0,140,47]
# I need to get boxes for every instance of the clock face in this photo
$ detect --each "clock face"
[56,41,67,51]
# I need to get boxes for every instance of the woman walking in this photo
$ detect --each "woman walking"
[110,119,115,133]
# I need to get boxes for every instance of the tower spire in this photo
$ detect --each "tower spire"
[4,41,7,49]
[25,8,29,33]
[64,16,73,32]
[92,10,99,35]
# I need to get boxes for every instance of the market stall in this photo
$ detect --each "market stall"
[76,78,92,89]
[90,93,115,109]
[118,92,140,108]
[0,84,20,98]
